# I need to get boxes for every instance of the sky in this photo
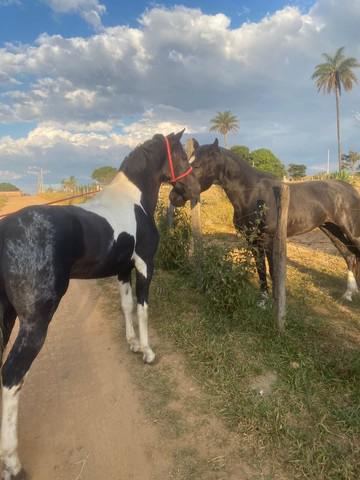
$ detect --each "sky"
[0,0,359,192]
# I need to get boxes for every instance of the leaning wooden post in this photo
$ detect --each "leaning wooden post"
[185,138,202,255]
[191,197,202,251]
[272,183,290,332]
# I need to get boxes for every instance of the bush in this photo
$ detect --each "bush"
[193,243,256,317]
[155,201,192,271]
[329,170,351,182]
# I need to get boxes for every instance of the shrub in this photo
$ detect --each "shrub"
[193,243,256,317]
[155,201,192,271]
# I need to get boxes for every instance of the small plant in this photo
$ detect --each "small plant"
[193,243,256,317]
[155,201,192,271]
[329,170,351,182]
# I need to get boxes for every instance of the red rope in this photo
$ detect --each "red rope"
[0,189,98,219]
[164,136,193,184]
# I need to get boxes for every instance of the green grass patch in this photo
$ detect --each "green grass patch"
[148,264,360,479]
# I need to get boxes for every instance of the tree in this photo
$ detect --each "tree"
[250,148,285,178]
[312,47,360,171]
[0,182,19,191]
[341,150,360,172]
[209,111,239,147]
[91,166,117,185]
[230,145,250,160]
[287,163,307,179]
[61,176,77,193]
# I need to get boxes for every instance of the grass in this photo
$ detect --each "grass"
[151,185,360,479]
[98,185,360,479]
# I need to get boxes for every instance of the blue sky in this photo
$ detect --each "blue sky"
[0,0,359,192]
[0,1,315,45]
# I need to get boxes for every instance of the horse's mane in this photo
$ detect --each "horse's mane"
[120,134,164,174]
[220,147,277,180]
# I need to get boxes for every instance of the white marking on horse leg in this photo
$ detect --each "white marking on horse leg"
[257,291,269,309]
[133,254,147,279]
[1,385,22,478]
[119,281,140,352]
[137,303,155,364]
[343,270,359,302]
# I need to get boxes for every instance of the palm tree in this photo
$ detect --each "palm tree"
[312,47,360,170]
[209,111,239,147]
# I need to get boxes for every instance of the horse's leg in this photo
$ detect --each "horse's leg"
[118,270,140,353]
[0,297,61,480]
[320,225,359,301]
[250,241,268,295]
[135,258,155,364]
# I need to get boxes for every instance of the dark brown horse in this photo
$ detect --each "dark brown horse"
[170,139,360,302]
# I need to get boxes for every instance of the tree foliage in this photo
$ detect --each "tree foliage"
[287,163,307,179]
[209,111,239,147]
[341,151,360,171]
[61,176,77,193]
[250,149,285,178]
[312,47,360,170]
[230,145,250,160]
[91,166,117,185]
[0,182,19,191]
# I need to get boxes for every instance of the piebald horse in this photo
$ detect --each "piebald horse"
[170,139,360,302]
[0,130,199,479]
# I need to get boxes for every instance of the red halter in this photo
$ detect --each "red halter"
[164,135,193,184]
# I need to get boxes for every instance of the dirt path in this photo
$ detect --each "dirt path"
[0,194,48,216]
[8,279,171,480]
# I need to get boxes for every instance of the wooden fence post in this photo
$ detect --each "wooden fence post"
[272,183,290,332]
[185,138,202,254]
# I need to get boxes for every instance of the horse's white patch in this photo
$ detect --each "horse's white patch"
[137,302,155,363]
[80,172,148,271]
[80,171,142,240]
[119,281,140,352]
[134,254,147,278]
[6,212,56,312]
[1,385,22,476]
[343,270,358,301]
[189,154,195,164]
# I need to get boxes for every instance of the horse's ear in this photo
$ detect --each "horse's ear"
[192,138,200,150]
[213,138,219,148]
[172,128,185,143]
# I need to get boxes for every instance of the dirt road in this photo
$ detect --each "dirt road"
[0,194,48,217]
[9,279,170,480]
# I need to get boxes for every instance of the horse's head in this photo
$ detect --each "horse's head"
[164,130,201,207]
[192,139,223,191]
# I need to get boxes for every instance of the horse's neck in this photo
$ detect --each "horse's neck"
[120,142,165,216]
[218,152,254,211]
[85,171,160,217]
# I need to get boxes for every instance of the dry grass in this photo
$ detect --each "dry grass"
[150,185,360,479]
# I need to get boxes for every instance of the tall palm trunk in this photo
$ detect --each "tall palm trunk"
[224,132,227,147]
[335,83,341,171]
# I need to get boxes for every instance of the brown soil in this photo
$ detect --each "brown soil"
[8,279,171,480]
[0,194,48,217]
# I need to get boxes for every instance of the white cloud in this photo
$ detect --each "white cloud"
[0,170,22,180]
[1,1,360,191]
[42,0,106,30]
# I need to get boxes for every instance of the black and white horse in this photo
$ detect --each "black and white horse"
[0,130,199,479]
[170,139,360,302]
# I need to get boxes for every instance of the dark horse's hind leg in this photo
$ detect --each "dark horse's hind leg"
[0,290,66,479]
[320,225,359,301]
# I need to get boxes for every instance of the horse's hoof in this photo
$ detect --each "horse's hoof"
[2,468,28,480]
[129,337,140,353]
[143,348,156,364]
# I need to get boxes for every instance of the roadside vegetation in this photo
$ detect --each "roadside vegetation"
[147,185,360,479]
